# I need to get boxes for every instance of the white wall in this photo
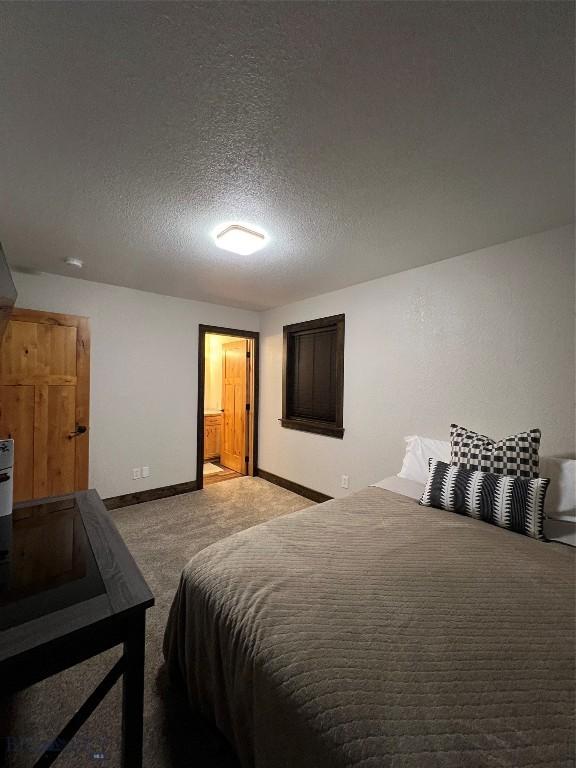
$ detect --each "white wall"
[12,272,259,498]
[259,226,575,498]
[204,333,238,411]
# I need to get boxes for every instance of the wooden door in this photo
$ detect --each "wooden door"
[220,340,247,474]
[0,309,90,502]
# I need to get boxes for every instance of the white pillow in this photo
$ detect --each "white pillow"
[539,458,575,547]
[539,457,576,520]
[397,435,451,485]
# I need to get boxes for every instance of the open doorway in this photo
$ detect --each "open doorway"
[196,325,259,490]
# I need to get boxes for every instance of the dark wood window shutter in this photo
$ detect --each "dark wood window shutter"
[281,314,344,438]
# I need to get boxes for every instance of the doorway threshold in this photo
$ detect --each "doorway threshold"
[203,462,243,487]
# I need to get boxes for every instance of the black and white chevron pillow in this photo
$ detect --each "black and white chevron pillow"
[450,423,541,479]
[420,459,549,540]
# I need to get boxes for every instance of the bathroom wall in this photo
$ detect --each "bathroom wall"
[204,333,238,412]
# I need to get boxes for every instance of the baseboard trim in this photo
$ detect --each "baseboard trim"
[104,471,331,510]
[256,469,332,504]
[104,480,198,511]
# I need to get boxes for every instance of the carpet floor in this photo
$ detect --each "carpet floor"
[1,477,314,767]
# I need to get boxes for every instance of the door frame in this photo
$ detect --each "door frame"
[196,324,259,491]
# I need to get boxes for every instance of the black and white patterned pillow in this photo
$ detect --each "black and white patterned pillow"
[420,459,549,539]
[450,423,541,479]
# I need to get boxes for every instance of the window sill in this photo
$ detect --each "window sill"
[280,418,344,439]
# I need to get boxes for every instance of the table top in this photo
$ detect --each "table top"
[0,489,154,665]
[0,496,106,629]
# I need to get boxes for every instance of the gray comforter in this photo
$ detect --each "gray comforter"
[163,488,575,768]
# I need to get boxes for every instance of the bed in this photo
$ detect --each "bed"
[163,480,575,768]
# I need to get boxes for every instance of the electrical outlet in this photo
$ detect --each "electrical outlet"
[142,466,150,478]
[132,467,141,480]
[341,474,349,489]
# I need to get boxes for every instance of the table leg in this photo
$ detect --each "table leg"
[121,612,146,768]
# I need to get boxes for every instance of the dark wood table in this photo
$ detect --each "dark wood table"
[0,489,154,767]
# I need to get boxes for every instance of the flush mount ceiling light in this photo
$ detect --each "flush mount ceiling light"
[63,257,83,269]
[213,223,267,256]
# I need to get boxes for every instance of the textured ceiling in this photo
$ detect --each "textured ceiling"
[0,1,573,310]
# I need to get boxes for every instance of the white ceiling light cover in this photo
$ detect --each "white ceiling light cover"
[214,223,268,256]
[64,257,84,268]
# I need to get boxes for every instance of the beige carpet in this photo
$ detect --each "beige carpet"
[1,477,314,767]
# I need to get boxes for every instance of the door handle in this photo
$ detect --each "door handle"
[68,425,87,439]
